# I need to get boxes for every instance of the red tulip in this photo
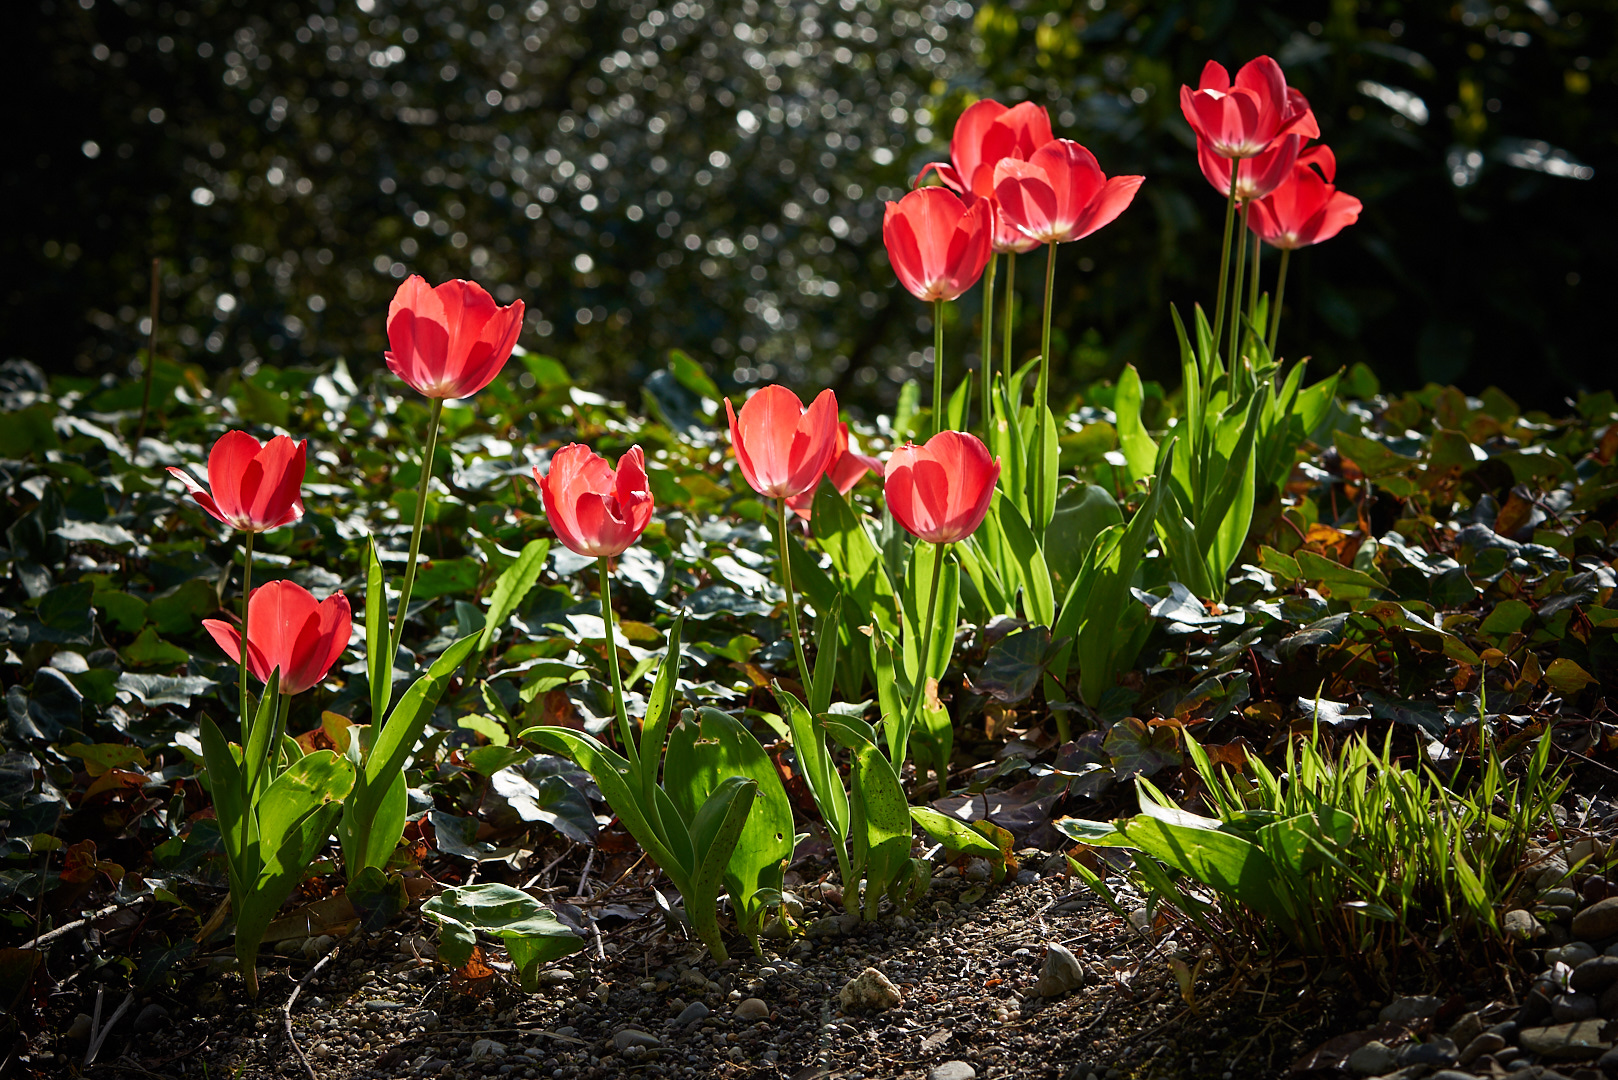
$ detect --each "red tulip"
[882,188,994,303]
[167,430,306,533]
[884,431,1000,544]
[917,99,1054,198]
[992,140,1144,246]
[786,423,884,520]
[536,444,653,558]
[1247,155,1362,250]
[1196,133,1303,203]
[1180,57,1319,161]
[203,580,351,696]
[385,275,525,399]
[726,385,841,500]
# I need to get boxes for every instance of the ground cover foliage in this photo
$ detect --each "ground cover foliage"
[3,335,1618,1076]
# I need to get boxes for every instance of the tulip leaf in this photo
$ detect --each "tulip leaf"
[809,485,900,639]
[637,614,685,814]
[823,715,913,920]
[901,542,960,693]
[478,538,550,653]
[365,536,391,725]
[989,491,1055,627]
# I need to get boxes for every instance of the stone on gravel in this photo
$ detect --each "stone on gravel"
[1505,908,1548,941]
[132,1003,169,1034]
[1574,955,1618,993]
[1429,1072,1479,1080]
[1601,981,1618,1019]
[929,1062,976,1080]
[839,967,902,1013]
[1034,944,1085,998]
[809,913,862,938]
[1573,898,1618,941]
[1553,992,1599,1022]
[469,1040,507,1062]
[64,1013,92,1042]
[1446,1010,1483,1047]
[613,1029,663,1051]
[674,1001,710,1027]
[1379,995,1442,1025]
[1347,1041,1397,1075]
[1547,942,1599,968]
[1518,988,1555,1025]
[1518,1020,1612,1060]
[302,934,337,959]
[1458,1032,1507,1065]
[733,998,769,1022]
[1397,1037,1457,1068]
[1598,1047,1618,1073]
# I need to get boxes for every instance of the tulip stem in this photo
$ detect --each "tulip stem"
[931,298,946,437]
[1228,198,1250,369]
[897,541,946,770]
[1002,253,1016,391]
[1248,230,1262,354]
[1267,248,1291,356]
[777,498,812,693]
[979,254,997,446]
[239,530,254,734]
[597,556,635,769]
[390,396,444,668]
[1032,241,1058,528]
[1212,158,1239,364]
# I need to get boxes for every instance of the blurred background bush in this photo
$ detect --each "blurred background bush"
[5,0,1612,412]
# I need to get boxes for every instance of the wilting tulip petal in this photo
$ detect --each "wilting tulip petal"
[203,580,351,696]
[726,385,841,499]
[883,431,1000,544]
[167,430,307,534]
[536,444,653,558]
[385,275,525,400]
[883,188,993,303]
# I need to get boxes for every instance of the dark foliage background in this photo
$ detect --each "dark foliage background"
[4,0,1613,412]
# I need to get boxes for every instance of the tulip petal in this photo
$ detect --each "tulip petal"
[166,466,230,526]
[206,430,263,527]
[784,389,841,497]
[733,384,809,497]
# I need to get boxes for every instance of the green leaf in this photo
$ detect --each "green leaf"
[422,883,585,990]
[366,537,391,725]
[901,543,960,692]
[809,593,841,718]
[479,538,550,652]
[199,717,247,891]
[1481,599,1534,635]
[687,775,758,960]
[990,492,1055,626]
[1044,484,1123,599]
[638,614,685,809]
[1544,658,1595,695]
[810,486,900,639]
[118,626,190,668]
[824,716,913,921]
[775,688,848,845]
[1114,365,1159,484]
[910,806,1001,859]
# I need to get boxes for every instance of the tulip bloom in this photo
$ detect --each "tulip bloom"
[1196,134,1302,204]
[536,444,654,559]
[917,99,1054,199]
[883,431,1001,545]
[167,431,306,534]
[882,187,994,303]
[203,580,352,697]
[384,275,525,400]
[993,140,1144,246]
[1179,57,1319,162]
[726,385,841,500]
[786,423,884,520]
[1249,150,1361,355]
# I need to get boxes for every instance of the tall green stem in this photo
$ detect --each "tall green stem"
[389,396,445,664]
[1211,158,1240,357]
[931,298,946,436]
[1032,241,1058,526]
[1247,229,1262,349]
[897,541,945,770]
[979,254,997,445]
[1267,248,1291,356]
[777,497,812,691]
[597,556,635,766]
[239,530,255,732]
[1227,199,1250,367]
[1002,253,1016,389]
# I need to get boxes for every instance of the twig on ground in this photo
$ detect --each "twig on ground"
[575,846,596,898]
[283,943,342,1080]
[21,901,127,949]
[522,842,575,889]
[587,851,648,905]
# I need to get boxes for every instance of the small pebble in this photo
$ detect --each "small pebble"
[1378,995,1442,1025]
[1033,943,1085,998]
[612,1029,662,1052]
[839,967,902,1013]
[1346,1041,1397,1076]
[674,1002,709,1027]
[1572,897,1618,941]
[733,998,769,1022]
[929,1063,976,1080]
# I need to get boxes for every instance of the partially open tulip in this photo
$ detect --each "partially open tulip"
[786,423,884,520]
[882,188,994,302]
[385,275,525,399]
[1248,155,1362,250]
[203,580,351,696]
[167,431,306,533]
[726,385,841,500]
[1196,133,1302,203]
[1179,57,1319,162]
[993,140,1144,246]
[536,444,653,558]
[884,431,1001,545]
[917,99,1054,198]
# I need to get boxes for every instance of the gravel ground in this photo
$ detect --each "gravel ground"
[32,838,1618,1080]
